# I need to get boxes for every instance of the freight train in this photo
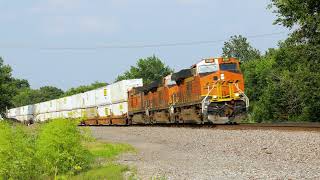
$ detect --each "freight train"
[6,57,249,125]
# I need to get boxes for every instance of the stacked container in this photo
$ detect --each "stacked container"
[6,79,143,123]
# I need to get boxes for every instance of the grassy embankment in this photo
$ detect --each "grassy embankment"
[0,119,136,180]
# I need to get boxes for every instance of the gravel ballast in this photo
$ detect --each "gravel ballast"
[91,126,320,180]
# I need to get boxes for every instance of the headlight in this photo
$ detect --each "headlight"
[234,93,240,97]
[213,95,218,99]
[220,74,225,80]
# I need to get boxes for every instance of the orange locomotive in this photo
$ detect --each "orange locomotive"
[128,57,249,124]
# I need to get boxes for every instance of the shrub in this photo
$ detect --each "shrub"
[36,119,93,177]
[0,122,39,179]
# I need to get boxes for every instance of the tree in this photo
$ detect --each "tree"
[270,0,320,44]
[64,81,108,96]
[11,89,36,107]
[0,58,14,114]
[241,1,320,122]
[12,86,64,107]
[116,55,173,84]
[0,57,30,115]
[12,81,108,106]
[38,86,64,102]
[222,35,261,62]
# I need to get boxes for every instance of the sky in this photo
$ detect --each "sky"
[0,0,290,90]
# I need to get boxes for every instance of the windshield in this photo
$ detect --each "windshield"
[219,63,239,72]
[166,79,176,86]
[198,64,218,74]
[165,75,176,86]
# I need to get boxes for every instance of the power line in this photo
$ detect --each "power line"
[0,32,287,50]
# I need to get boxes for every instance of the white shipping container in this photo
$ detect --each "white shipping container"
[51,112,58,119]
[60,111,69,119]
[19,105,34,116]
[34,103,40,115]
[83,90,96,108]
[7,108,17,118]
[15,107,21,116]
[57,96,73,111]
[36,113,49,122]
[65,96,73,111]
[34,114,40,122]
[97,102,128,117]
[84,107,98,119]
[16,115,33,123]
[56,98,64,112]
[71,109,82,119]
[111,102,128,116]
[97,105,111,117]
[38,101,49,114]
[95,86,112,106]
[56,111,63,119]
[48,100,57,113]
[110,79,143,104]
[72,94,85,109]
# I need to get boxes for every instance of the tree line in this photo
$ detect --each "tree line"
[1,0,319,122]
[0,63,108,115]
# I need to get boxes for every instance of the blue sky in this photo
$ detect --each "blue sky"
[0,0,289,90]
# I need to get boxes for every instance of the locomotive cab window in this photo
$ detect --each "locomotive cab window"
[165,78,176,86]
[220,63,239,72]
[198,64,218,74]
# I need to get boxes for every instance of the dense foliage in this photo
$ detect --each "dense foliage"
[0,58,30,115]
[0,120,135,179]
[0,122,38,179]
[12,86,64,107]
[270,0,320,44]
[226,1,320,122]
[10,82,108,108]
[0,119,93,179]
[241,44,320,122]
[222,35,261,62]
[116,55,173,84]
[36,119,93,176]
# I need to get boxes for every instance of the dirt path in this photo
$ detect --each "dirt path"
[91,126,320,180]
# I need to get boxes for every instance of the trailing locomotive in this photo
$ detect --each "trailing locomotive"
[128,57,248,124]
[6,57,248,125]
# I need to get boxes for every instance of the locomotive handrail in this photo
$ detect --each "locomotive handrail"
[234,83,249,109]
[201,84,216,113]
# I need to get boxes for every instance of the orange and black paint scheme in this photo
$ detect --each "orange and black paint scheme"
[128,57,248,124]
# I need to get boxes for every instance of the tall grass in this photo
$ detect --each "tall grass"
[36,119,93,177]
[0,122,38,179]
[0,119,93,179]
[0,119,136,179]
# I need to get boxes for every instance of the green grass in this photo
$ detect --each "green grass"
[69,141,136,180]
[86,141,135,159]
[70,163,130,180]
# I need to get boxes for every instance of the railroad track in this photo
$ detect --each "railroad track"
[87,122,320,131]
[218,123,320,131]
